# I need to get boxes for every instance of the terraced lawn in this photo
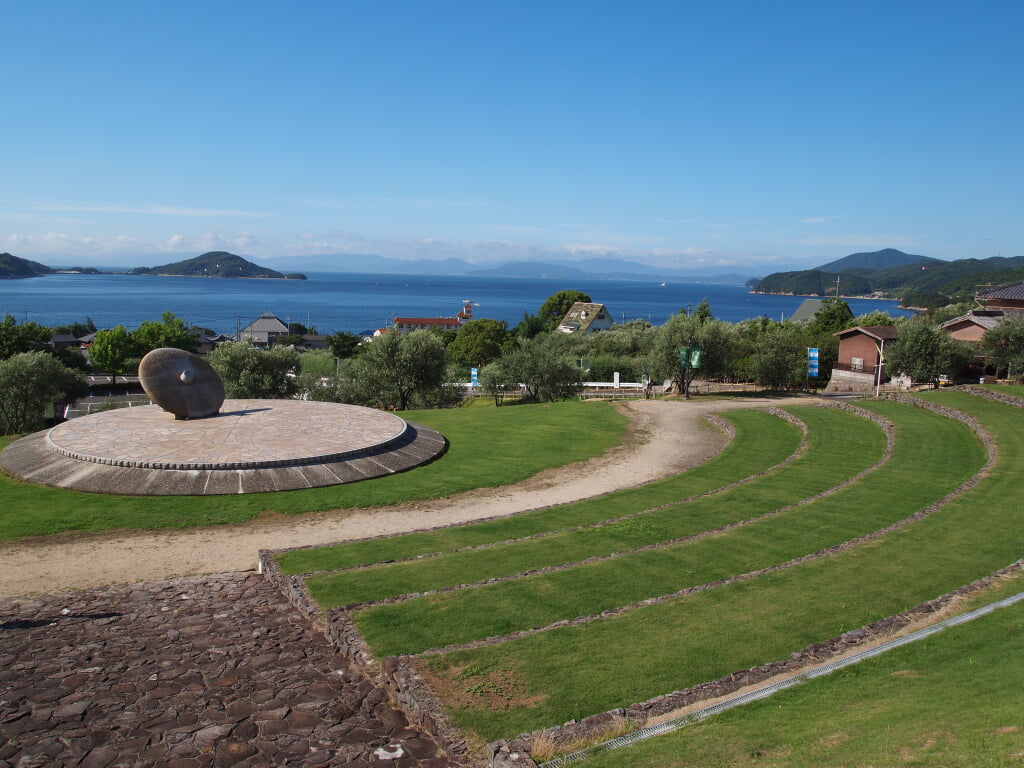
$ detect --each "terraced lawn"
[304,406,878,608]
[354,401,976,657]
[277,407,802,575]
[268,392,1022,757]
[580,573,1024,768]
[414,394,1016,743]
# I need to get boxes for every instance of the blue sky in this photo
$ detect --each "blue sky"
[3,1,1022,274]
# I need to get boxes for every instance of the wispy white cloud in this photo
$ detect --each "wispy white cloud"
[298,195,491,211]
[799,215,843,224]
[36,204,275,219]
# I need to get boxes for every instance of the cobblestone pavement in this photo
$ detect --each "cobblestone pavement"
[0,572,449,767]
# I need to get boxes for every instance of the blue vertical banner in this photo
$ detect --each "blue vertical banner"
[471,367,478,388]
[807,347,819,377]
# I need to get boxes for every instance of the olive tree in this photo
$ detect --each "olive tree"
[0,351,88,434]
[651,310,737,397]
[498,338,581,402]
[477,360,520,405]
[207,341,300,399]
[350,330,448,410]
[981,316,1024,380]
[885,317,974,387]
[749,326,807,390]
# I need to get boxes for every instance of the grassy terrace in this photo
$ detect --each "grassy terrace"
[0,400,627,539]
[355,403,971,656]
[310,406,883,615]
[581,572,1024,768]
[425,394,1017,743]
[278,391,1024,756]
[276,407,798,575]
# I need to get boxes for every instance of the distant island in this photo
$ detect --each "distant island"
[130,252,306,280]
[0,252,54,279]
[752,248,1024,310]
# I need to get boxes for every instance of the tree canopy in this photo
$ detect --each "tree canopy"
[206,341,299,399]
[0,351,88,434]
[0,314,50,359]
[885,317,974,387]
[130,311,196,355]
[88,326,136,383]
[981,316,1024,379]
[446,318,509,371]
[651,310,737,397]
[350,331,449,410]
[538,290,592,332]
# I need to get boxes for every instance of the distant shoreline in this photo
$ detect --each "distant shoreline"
[748,290,903,303]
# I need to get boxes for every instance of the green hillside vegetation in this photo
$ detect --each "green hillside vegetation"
[130,251,306,279]
[0,252,54,279]
[753,269,872,296]
[816,247,939,273]
[755,248,1024,309]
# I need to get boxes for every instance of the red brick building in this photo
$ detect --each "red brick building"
[827,325,900,393]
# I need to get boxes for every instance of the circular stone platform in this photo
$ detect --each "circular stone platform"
[0,400,446,496]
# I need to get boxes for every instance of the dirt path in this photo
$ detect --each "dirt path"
[0,398,786,598]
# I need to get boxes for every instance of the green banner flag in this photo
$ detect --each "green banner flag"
[689,348,702,369]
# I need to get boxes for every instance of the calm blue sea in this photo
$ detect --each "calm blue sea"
[0,272,912,335]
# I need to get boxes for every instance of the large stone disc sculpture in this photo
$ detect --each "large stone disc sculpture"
[139,347,225,419]
[0,348,446,496]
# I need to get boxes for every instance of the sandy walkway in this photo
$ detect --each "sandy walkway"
[0,398,783,598]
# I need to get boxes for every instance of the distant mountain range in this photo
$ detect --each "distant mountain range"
[754,248,1024,309]
[258,253,753,284]
[130,252,306,280]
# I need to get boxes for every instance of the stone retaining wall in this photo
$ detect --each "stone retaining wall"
[260,550,478,766]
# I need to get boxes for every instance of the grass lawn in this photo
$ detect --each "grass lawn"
[327,406,881,613]
[987,383,1024,399]
[354,400,977,656]
[580,572,1024,768]
[398,394,1020,743]
[294,407,819,591]
[277,407,802,575]
[0,400,627,539]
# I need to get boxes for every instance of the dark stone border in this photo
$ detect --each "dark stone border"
[0,421,446,496]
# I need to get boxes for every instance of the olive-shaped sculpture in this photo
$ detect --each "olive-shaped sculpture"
[138,347,225,419]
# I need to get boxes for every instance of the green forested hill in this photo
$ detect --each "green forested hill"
[131,251,306,279]
[816,248,939,273]
[753,269,872,297]
[0,253,54,279]
[755,250,1024,309]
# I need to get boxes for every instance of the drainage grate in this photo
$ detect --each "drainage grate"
[541,590,1024,767]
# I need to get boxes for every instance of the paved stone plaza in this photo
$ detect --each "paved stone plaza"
[0,401,446,495]
[0,572,448,767]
